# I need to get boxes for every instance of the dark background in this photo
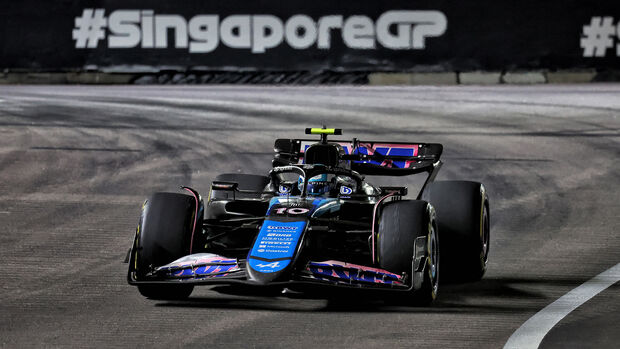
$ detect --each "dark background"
[1,0,619,72]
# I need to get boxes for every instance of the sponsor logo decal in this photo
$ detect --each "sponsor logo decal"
[278,185,291,194]
[267,225,298,230]
[300,141,420,169]
[255,261,281,269]
[156,253,241,278]
[340,186,353,195]
[307,260,404,285]
[248,220,306,273]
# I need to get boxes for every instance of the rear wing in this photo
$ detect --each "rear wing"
[273,139,443,176]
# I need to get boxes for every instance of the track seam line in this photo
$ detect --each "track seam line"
[504,262,620,349]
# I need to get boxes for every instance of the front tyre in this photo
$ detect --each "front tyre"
[377,200,439,306]
[134,192,197,300]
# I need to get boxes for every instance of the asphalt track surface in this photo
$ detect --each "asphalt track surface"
[0,85,619,348]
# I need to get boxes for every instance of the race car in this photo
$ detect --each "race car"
[126,127,490,305]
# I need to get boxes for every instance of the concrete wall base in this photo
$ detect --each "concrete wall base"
[0,72,135,84]
[0,70,615,85]
[501,72,547,84]
[459,71,502,85]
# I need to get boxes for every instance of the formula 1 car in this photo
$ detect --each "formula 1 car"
[127,128,490,305]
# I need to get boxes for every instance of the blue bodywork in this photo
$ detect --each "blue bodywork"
[246,197,340,280]
[247,220,306,273]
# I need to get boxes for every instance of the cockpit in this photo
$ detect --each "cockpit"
[270,164,378,199]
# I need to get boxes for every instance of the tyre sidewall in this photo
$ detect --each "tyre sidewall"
[422,181,489,281]
[378,200,439,305]
[136,192,196,277]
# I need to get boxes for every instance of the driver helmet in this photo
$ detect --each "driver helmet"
[298,174,331,196]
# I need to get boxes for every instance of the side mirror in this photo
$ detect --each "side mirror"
[379,186,408,196]
[211,181,239,191]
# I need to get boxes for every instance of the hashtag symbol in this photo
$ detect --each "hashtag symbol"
[72,9,107,49]
[580,17,615,57]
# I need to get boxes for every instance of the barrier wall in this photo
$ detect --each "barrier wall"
[1,1,619,73]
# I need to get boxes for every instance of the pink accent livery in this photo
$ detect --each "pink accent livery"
[156,253,240,278]
[299,141,419,156]
[307,260,404,285]
[182,187,200,254]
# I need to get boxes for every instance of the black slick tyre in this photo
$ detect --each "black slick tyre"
[378,200,439,306]
[135,192,196,300]
[422,181,490,282]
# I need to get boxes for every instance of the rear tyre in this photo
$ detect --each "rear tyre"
[422,181,490,282]
[378,200,439,306]
[135,192,196,300]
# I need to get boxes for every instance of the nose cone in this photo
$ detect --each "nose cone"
[246,219,307,284]
[267,197,339,218]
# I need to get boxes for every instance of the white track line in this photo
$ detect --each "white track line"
[504,262,620,349]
